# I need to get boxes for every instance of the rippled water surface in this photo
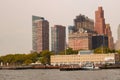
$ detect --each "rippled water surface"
[0,69,120,80]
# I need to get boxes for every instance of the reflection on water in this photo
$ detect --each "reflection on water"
[0,69,120,80]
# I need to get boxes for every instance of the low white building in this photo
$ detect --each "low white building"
[51,53,120,66]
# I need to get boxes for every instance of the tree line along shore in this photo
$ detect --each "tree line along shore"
[0,47,120,66]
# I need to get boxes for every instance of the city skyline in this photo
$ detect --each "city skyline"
[0,0,120,55]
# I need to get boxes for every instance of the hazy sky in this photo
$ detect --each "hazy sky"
[0,0,120,55]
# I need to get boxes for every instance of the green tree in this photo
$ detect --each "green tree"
[59,51,65,55]
[94,47,116,54]
[13,54,26,65]
[24,59,33,65]
[59,48,78,55]
[0,52,40,66]
[117,50,120,54]
[39,50,54,65]
[0,54,26,66]
[26,52,39,63]
[66,48,74,55]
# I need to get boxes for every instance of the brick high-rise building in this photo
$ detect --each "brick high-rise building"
[51,25,66,53]
[32,16,49,53]
[105,24,114,49]
[95,7,106,35]
[95,7,114,50]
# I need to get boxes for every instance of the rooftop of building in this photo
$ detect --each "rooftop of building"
[74,14,94,22]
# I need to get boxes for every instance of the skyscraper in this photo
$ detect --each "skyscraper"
[32,16,49,53]
[94,7,114,49]
[115,24,120,50]
[118,24,120,40]
[105,24,114,49]
[95,7,106,35]
[51,25,66,53]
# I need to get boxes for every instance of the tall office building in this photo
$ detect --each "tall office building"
[32,16,49,53]
[95,7,106,35]
[105,24,114,49]
[118,24,120,40]
[51,25,66,53]
[94,7,114,49]
[74,14,94,32]
[115,24,120,50]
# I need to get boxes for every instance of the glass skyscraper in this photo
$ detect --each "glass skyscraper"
[51,25,66,54]
[118,24,120,40]
[32,15,49,53]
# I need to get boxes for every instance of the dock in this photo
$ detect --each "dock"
[0,65,60,70]
[99,64,120,69]
[59,64,82,71]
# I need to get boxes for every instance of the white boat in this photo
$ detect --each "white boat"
[81,63,99,70]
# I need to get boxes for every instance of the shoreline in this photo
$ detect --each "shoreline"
[0,64,120,70]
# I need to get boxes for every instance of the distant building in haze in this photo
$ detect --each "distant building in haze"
[115,24,120,50]
[118,24,120,40]
[32,15,49,53]
[68,26,75,34]
[51,25,66,54]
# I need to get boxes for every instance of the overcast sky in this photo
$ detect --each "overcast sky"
[0,0,120,55]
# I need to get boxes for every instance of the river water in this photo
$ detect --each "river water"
[0,69,120,80]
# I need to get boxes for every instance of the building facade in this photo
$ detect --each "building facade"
[74,14,94,32]
[68,26,75,34]
[32,15,42,52]
[94,7,106,35]
[69,32,93,50]
[118,24,120,40]
[51,54,120,66]
[94,7,114,49]
[32,16,49,53]
[68,14,95,51]
[51,25,66,53]
[115,24,120,50]
[105,24,114,49]
[115,40,120,50]
[92,35,108,49]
